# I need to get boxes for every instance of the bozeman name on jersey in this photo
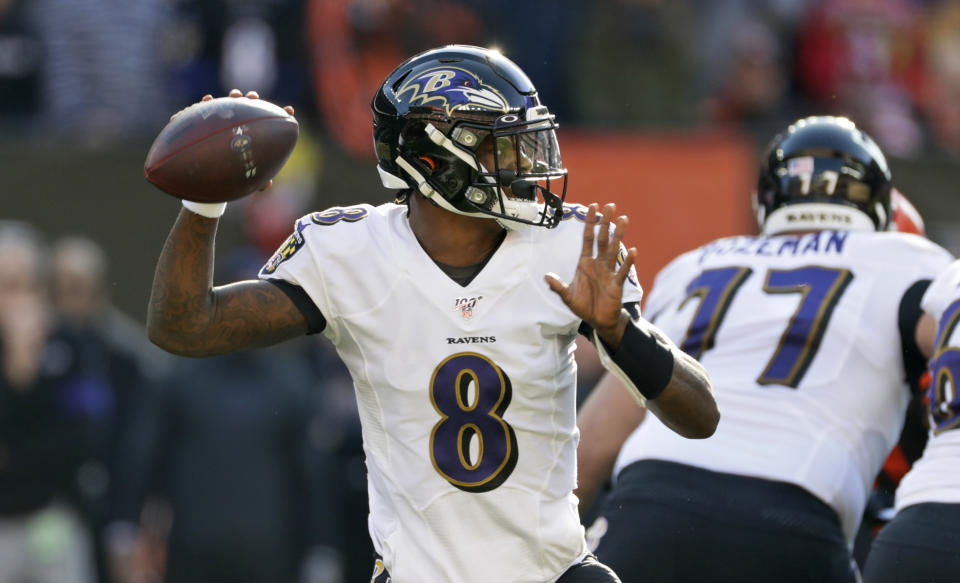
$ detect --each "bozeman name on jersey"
[614,230,952,543]
[260,203,642,583]
[895,259,960,511]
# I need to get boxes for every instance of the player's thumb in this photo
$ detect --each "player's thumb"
[544,273,569,299]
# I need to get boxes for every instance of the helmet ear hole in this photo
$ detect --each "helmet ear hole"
[418,156,437,173]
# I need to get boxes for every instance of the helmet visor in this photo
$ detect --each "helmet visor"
[492,116,563,177]
[495,123,563,175]
[445,112,568,228]
[474,116,565,201]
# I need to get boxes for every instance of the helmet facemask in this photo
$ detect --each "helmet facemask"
[394,108,567,229]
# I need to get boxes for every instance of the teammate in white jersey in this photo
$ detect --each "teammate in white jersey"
[146,45,718,583]
[862,259,960,582]
[575,116,954,583]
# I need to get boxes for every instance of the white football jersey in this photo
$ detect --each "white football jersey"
[895,259,960,511]
[260,203,642,583]
[613,230,952,543]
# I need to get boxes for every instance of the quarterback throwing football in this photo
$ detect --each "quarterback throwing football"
[147,45,718,583]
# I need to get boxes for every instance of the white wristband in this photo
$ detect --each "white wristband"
[182,199,228,218]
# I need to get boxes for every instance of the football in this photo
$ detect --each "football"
[144,97,299,203]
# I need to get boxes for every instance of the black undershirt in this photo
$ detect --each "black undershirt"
[432,260,486,287]
[431,229,508,287]
[898,279,933,394]
[267,279,327,334]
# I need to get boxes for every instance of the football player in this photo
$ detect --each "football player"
[862,258,960,582]
[146,45,718,583]
[889,188,926,236]
[851,187,930,567]
[575,116,954,583]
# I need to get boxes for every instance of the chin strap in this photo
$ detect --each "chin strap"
[394,153,535,231]
[394,156,491,220]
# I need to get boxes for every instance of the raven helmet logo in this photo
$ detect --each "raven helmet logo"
[396,66,510,117]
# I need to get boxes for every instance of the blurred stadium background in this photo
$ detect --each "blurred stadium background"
[5,0,960,319]
[2,0,960,581]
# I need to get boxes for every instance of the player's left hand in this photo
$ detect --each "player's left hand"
[545,203,637,343]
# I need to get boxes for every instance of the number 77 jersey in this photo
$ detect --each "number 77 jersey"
[615,229,953,543]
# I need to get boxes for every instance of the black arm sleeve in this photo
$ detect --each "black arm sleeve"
[578,301,673,401]
[898,279,932,394]
[266,279,327,335]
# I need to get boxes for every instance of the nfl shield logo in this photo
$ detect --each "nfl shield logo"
[454,296,481,319]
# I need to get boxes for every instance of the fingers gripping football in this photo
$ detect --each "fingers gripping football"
[169,90,296,121]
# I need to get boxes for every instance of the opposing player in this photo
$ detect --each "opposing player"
[146,45,718,583]
[889,188,926,236]
[575,116,954,583]
[862,258,960,582]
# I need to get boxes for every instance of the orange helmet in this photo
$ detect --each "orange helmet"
[889,188,926,236]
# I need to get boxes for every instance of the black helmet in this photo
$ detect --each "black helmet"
[372,45,567,229]
[755,116,892,234]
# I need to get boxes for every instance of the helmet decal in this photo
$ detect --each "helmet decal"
[786,156,814,178]
[395,66,510,117]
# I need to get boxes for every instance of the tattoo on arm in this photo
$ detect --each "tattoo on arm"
[147,209,307,356]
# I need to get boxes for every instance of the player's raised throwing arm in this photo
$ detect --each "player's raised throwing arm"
[546,203,718,439]
[147,208,308,357]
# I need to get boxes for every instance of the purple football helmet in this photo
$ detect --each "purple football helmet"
[372,45,567,229]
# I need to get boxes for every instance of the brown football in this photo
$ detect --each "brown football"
[144,97,299,203]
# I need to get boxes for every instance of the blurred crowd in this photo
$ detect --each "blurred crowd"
[2,0,960,159]
[0,222,371,583]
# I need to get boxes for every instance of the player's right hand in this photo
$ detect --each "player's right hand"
[545,203,637,346]
[171,89,295,120]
